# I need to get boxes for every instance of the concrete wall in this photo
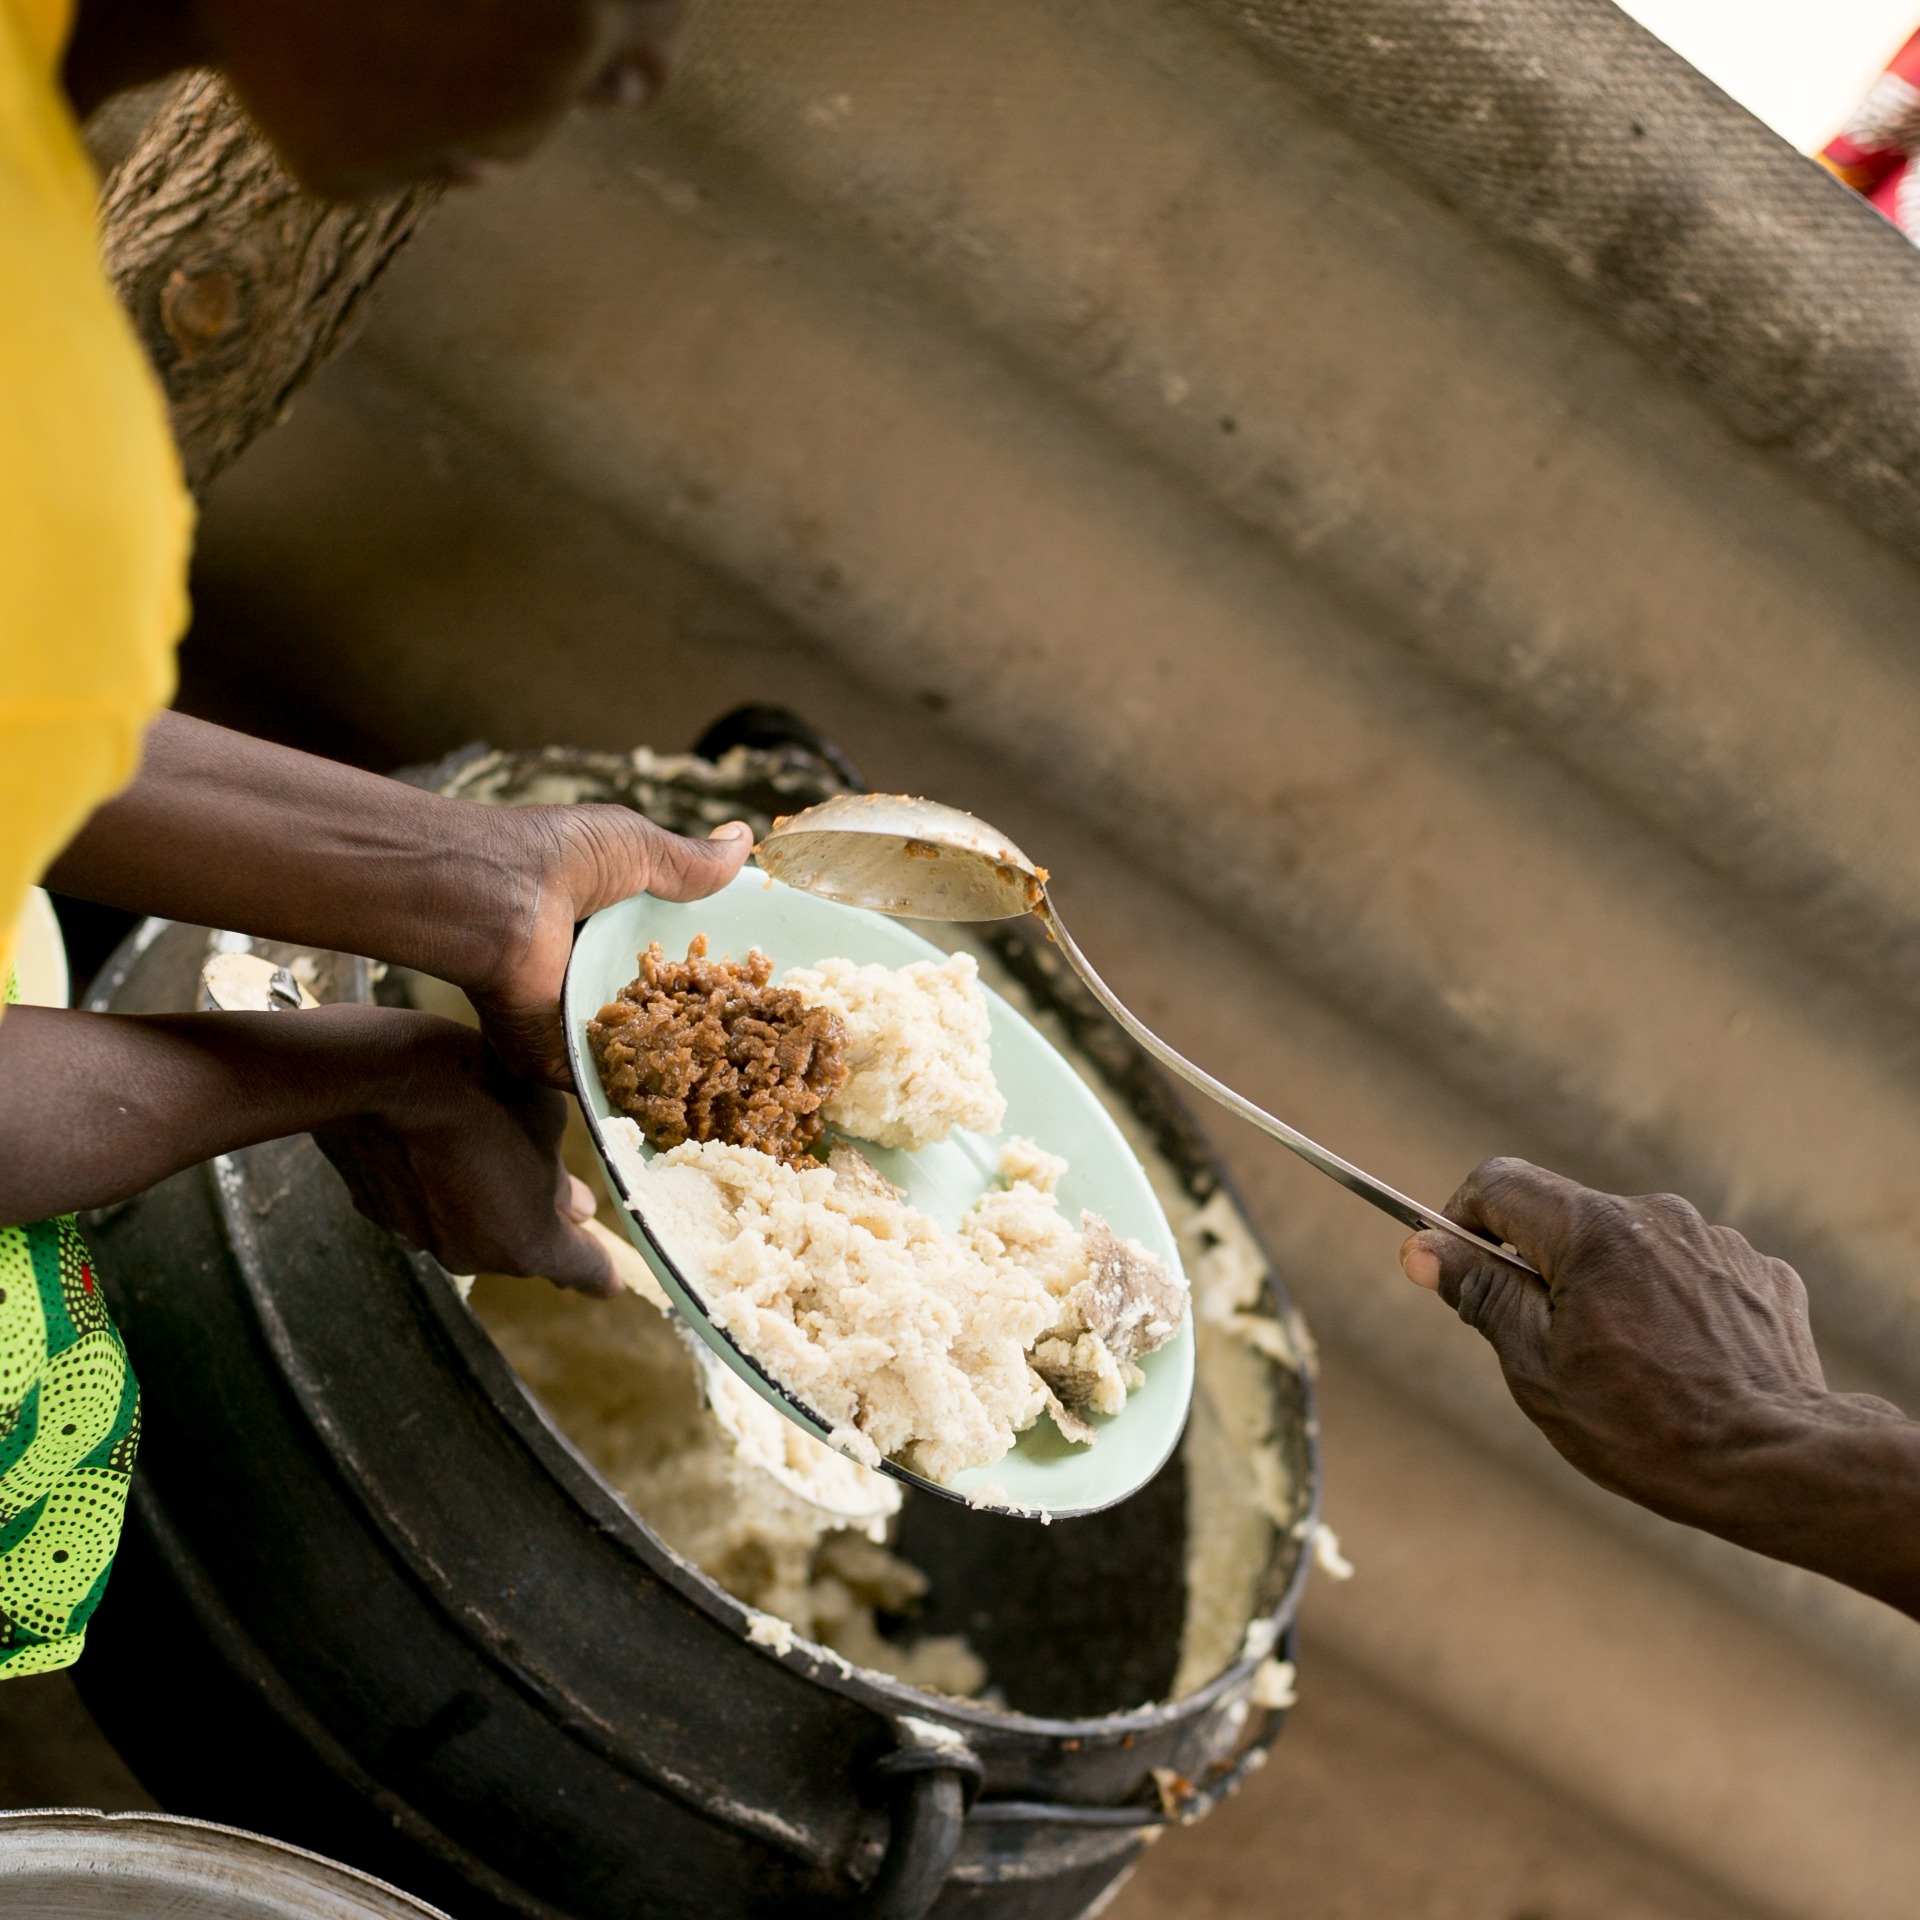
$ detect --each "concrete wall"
[180,2,1920,1913]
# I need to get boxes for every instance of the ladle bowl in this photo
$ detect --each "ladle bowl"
[750,792,1046,920]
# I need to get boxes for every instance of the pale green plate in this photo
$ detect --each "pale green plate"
[564,866,1194,1519]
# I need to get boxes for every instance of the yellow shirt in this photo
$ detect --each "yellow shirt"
[0,0,193,980]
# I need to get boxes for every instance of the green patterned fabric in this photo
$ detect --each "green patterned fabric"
[0,965,139,1677]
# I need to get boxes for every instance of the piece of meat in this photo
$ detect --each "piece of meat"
[1066,1216,1189,1365]
[1031,1216,1189,1416]
[589,935,848,1167]
[1031,1331,1130,1418]
[1034,1374,1100,1446]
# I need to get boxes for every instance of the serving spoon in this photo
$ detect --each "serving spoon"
[758,793,1537,1278]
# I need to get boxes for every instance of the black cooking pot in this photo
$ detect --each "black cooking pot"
[73,742,1318,1920]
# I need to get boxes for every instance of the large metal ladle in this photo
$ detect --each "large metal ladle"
[758,793,1537,1277]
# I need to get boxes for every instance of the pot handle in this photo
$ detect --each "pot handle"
[855,1718,984,1920]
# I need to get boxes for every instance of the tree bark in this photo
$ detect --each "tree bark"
[96,73,441,495]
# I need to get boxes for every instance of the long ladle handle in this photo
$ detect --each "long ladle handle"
[1038,892,1540,1278]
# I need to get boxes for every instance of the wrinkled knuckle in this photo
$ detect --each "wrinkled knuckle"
[1638,1191,1702,1231]
[554,804,621,880]
[1474,1155,1534,1196]
[1451,1260,1507,1331]
[1451,1155,1528,1219]
[620,812,665,856]
[519,805,573,877]
[1449,1265,1487,1326]
[1566,1190,1628,1247]
[1767,1255,1809,1300]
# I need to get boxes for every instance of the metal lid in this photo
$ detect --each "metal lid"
[0,1810,450,1919]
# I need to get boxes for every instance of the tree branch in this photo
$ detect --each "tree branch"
[96,73,441,494]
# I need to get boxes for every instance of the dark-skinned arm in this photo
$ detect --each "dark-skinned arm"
[0,1001,619,1292]
[45,712,753,1085]
[1400,1158,1920,1620]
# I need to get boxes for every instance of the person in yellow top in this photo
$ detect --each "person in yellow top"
[0,0,748,1676]
[0,0,189,986]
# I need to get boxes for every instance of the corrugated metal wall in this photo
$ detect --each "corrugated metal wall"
[180,2,1920,1913]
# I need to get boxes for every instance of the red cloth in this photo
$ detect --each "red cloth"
[1820,30,1920,241]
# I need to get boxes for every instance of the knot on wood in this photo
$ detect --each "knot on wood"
[160,262,243,362]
